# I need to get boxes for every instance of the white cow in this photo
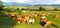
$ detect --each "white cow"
[42,16,46,19]
[28,19,35,24]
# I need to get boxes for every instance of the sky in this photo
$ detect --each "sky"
[0,0,60,5]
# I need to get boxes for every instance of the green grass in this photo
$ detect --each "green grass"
[0,11,60,28]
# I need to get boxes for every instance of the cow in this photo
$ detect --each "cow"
[53,14,60,19]
[17,17,23,23]
[17,14,36,24]
[31,13,37,17]
[9,12,19,19]
[28,18,35,24]
[41,12,51,16]
[27,16,36,24]
[44,21,52,27]
[41,17,52,27]
[17,14,30,23]
[41,16,46,19]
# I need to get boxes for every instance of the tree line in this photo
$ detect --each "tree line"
[0,1,60,12]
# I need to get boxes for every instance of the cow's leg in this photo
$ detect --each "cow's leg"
[28,22,30,24]
[32,21,34,24]
[22,19,26,23]
[32,20,35,24]
[44,23,48,27]
[44,22,50,27]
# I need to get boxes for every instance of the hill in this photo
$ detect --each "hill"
[3,2,31,6]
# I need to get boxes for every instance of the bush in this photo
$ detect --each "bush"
[39,7,45,11]
[54,8,57,11]
[0,1,4,11]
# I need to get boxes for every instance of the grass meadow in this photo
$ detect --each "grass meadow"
[0,11,60,28]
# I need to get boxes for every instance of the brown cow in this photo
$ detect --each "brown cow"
[44,21,52,27]
[53,14,60,18]
[41,17,52,27]
[17,17,24,23]
[9,12,19,19]
[17,14,30,23]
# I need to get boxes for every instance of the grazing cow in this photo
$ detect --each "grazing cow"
[34,12,38,16]
[17,14,36,24]
[41,18,48,23]
[42,13,46,16]
[41,16,46,20]
[17,17,24,23]
[41,12,51,16]
[28,19,35,24]
[9,12,19,19]
[48,12,51,15]
[31,13,38,17]
[44,21,52,27]
[9,13,15,18]
[42,13,48,16]
[14,14,19,18]
[17,14,30,23]
[41,17,52,27]
[27,15,36,24]
[45,12,51,16]
[23,16,29,23]
[23,14,36,24]
[53,14,59,18]
[17,16,25,23]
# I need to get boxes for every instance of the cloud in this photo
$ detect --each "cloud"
[56,0,60,4]
[0,0,32,3]
[0,0,57,4]
[0,0,10,2]
[16,0,32,3]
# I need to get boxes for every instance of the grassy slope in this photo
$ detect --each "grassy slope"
[0,11,60,28]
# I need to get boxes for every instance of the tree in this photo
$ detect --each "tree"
[39,7,45,11]
[0,1,4,11]
[54,8,57,11]
[39,7,43,11]
[42,8,46,11]
[16,8,22,15]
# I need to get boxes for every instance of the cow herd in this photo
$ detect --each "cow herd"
[0,11,60,27]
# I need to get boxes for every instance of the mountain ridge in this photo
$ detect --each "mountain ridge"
[3,2,31,6]
[3,2,60,6]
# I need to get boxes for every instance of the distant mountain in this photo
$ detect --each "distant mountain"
[33,4,60,6]
[50,4,60,6]
[33,4,60,8]
[3,2,31,6]
[3,2,60,7]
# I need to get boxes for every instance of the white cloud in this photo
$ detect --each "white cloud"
[56,0,60,4]
[1,0,59,4]
[16,0,32,3]
[0,0,32,3]
[0,0,10,2]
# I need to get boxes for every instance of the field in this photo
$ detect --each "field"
[0,11,60,28]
